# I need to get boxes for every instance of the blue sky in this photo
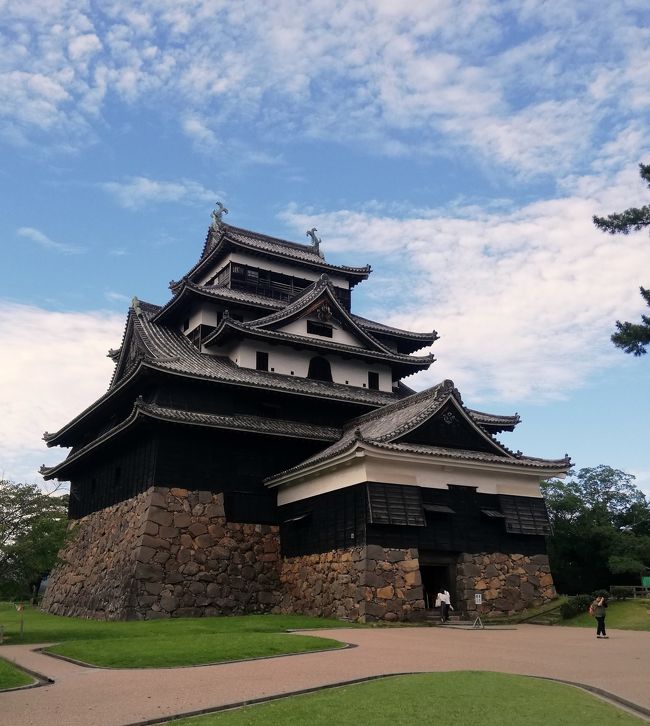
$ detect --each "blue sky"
[1,1,649,494]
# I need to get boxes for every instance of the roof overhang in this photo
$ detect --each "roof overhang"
[266,439,570,492]
[42,403,341,480]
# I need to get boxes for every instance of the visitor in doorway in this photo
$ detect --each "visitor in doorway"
[590,594,608,638]
[435,586,453,623]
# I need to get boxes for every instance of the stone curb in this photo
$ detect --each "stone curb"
[120,671,650,726]
[37,640,355,670]
[529,676,650,722]
[0,658,54,693]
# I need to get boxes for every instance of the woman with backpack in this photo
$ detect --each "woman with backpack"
[590,595,608,638]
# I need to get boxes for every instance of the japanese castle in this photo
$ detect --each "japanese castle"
[41,208,570,621]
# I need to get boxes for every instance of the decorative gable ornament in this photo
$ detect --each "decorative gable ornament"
[211,202,229,232]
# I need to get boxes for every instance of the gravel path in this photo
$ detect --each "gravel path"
[1,625,649,726]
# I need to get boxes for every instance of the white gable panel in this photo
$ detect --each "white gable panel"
[280,318,360,346]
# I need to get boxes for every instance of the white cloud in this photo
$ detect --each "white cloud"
[104,290,130,303]
[100,176,222,210]
[281,169,650,404]
[2,2,648,177]
[17,226,85,254]
[0,301,124,485]
[68,32,102,62]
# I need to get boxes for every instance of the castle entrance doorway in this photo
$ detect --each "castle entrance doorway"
[418,552,457,611]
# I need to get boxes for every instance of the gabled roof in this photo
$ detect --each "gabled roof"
[153,280,283,325]
[266,380,571,484]
[171,222,371,293]
[108,299,161,388]
[43,300,403,448]
[201,275,435,372]
[41,400,341,480]
[466,408,521,433]
[351,313,438,353]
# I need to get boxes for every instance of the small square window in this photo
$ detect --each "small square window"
[307,320,333,337]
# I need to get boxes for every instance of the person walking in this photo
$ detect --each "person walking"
[435,586,453,623]
[590,595,608,638]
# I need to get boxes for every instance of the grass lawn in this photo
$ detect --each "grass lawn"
[46,632,344,668]
[0,603,351,668]
[169,672,645,726]
[0,657,33,690]
[559,599,650,630]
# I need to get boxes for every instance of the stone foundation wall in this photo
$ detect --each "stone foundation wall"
[42,490,150,619]
[42,487,282,620]
[358,545,426,622]
[279,546,363,619]
[131,488,281,619]
[456,552,556,616]
[279,544,426,622]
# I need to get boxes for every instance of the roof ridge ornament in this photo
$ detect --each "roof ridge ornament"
[131,296,142,317]
[306,227,324,258]
[211,202,229,232]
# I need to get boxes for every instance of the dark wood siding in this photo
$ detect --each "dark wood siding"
[279,483,551,558]
[68,433,158,518]
[279,485,367,557]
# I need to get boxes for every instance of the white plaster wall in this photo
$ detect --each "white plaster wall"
[183,301,262,337]
[277,458,370,505]
[197,251,351,290]
[281,318,360,346]
[205,338,392,390]
[275,450,545,505]
[183,303,220,332]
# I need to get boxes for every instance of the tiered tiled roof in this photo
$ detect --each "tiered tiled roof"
[350,314,438,352]
[154,281,284,324]
[41,401,341,480]
[465,408,521,433]
[171,222,371,294]
[266,380,571,484]
[43,301,401,448]
[202,275,435,372]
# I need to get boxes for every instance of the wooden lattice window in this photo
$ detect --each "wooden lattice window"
[367,483,426,527]
[499,495,552,535]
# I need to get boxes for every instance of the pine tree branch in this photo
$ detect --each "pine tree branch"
[592,205,650,235]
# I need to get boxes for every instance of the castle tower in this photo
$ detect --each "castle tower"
[41,214,568,621]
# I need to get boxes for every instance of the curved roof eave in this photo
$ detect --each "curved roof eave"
[152,281,284,325]
[41,402,341,480]
[203,318,434,368]
[174,224,371,293]
[266,438,571,488]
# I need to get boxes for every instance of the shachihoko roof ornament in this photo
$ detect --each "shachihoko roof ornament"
[211,202,229,233]
[306,227,324,259]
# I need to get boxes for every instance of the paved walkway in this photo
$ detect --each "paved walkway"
[1,625,649,726]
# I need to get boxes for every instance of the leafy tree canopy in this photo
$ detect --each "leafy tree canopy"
[0,480,68,599]
[541,466,650,594]
[593,163,650,356]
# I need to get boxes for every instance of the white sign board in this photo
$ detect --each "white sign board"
[474,593,483,605]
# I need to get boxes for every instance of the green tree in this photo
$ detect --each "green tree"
[593,163,650,356]
[541,466,650,593]
[0,480,68,599]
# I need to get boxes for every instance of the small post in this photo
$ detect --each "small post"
[472,592,484,630]
[0,624,4,644]
[16,602,25,639]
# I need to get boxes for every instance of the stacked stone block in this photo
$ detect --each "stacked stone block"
[279,544,426,622]
[456,552,556,616]
[43,487,282,620]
